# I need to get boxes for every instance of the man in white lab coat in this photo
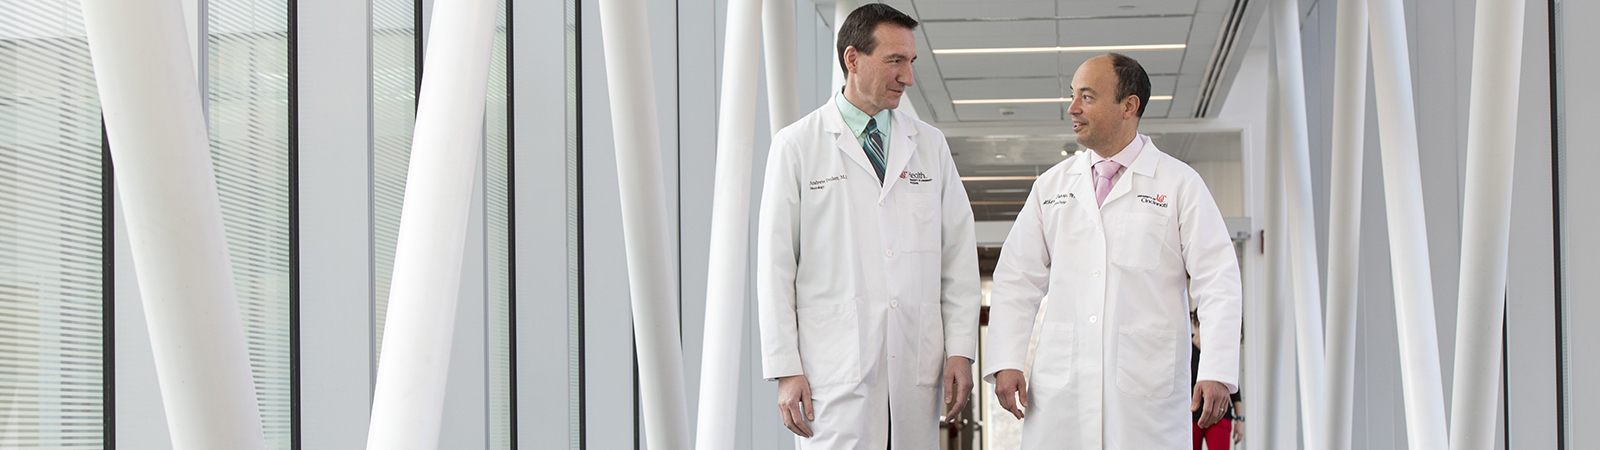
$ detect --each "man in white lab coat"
[984,53,1242,450]
[756,4,981,449]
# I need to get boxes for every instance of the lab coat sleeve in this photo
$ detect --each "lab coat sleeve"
[982,186,1052,384]
[937,137,982,363]
[1179,169,1243,393]
[756,135,805,380]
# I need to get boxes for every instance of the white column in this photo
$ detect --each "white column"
[830,0,855,94]
[764,0,803,132]
[1269,1,1325,448]
[1259,44,1292,450]
[694,0,762,448]
[80,1,266,449]
[597,0,695,447]
[1450,0,1526,449]
[364,0,500,448]
[1323,1,1367,449]
[1366,0,1450,448]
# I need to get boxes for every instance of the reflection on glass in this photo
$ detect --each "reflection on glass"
[487,1,512,448]
[0,2,105,447]
[206,0,293,447]
[373,0,416,366]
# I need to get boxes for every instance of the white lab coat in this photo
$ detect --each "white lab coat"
[983,137,1241,450]
[757,96,981,450]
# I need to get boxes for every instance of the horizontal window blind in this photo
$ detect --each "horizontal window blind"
[0,2,106,448]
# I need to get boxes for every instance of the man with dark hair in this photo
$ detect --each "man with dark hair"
[982,53,1242,449]
[757,3,980,449]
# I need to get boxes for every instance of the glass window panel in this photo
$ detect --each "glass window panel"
[205,1,292,448]
[486,1,512,448]
[0,1,106,447]
[372,0,416,366]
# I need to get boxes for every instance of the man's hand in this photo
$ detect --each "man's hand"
[1191,380,1230,428]
[777,375,814,438]
[993,369,1028,420]
[942,356,974,423]
[1232,417,1243,444]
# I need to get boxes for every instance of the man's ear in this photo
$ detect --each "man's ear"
[1123,95,1141,119]
[843,46,859,74]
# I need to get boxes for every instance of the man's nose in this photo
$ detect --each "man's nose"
[900,66,914,87]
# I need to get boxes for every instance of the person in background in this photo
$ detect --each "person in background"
[1191,309,1243,450]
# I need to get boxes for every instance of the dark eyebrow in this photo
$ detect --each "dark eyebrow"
[885,52,912,60]
[1073,86,1097,95]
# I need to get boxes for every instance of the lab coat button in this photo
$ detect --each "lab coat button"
[891,300,899,308]
[1089,315,1098,323]
[1092,269,1101,277]
[885,250,894,258]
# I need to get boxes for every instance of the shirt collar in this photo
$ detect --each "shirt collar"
[834,90,892,140]
[1088,134,1146,169]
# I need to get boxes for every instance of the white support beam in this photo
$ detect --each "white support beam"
[80,0,267,448]
[364,0,500,448]
[763,0,802,133]
[1450,0,1526,449]
[1323,1,1368,449]
[596,0,695,447]
[1366,0,1450,448]
[1269,2,1325,448]
[1260,43,1294,450]
[694,0,762,447]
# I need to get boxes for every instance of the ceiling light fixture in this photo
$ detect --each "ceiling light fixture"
[962,176,1038,181]
[953,95,1173,105]
[933,43,1185,55]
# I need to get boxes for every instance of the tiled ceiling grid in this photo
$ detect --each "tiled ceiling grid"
[872,0,1242,123]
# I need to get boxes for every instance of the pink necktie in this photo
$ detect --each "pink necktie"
[1093,160,1122,207]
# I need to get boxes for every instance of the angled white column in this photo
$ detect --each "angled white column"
[1450,1,1526,449]
[830,0,856,93]
[364,0,500,448]
[694,0,762,448]
[1269,2,1326,448]
[1323,1,1368,449]
[597,0,694,447]
[1260,44,1294,450]
[80,1,266,448]
[763,0,802,132]
[1366,0,1450,448]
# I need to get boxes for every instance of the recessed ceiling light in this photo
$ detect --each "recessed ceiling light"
[933,43,1186,55]
[962,176,1038,181]
[1060,150,1068,156]
[953,95,1172,105]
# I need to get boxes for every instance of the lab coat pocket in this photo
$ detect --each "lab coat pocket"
[915,306,946,387]
[1029,322,1074,390]
[1110,213,1169,270]
[1115,328,1176,398]
[897,192,940,253]
[797,301,862,388]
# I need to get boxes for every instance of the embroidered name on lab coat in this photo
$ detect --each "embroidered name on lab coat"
[808,174,848,190]
[1138,194,1169,208]
[1041,193,1075,205]
[900,171,934,185]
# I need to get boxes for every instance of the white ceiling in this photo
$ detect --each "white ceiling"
[844,0,1256,124]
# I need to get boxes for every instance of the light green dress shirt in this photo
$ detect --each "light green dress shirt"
[834,90,893,157]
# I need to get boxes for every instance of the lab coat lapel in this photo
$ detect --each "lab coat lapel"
[1067,156,1101,219]
[877,111,919,201]
[824,97,878,179]
[1100,138,1160,207]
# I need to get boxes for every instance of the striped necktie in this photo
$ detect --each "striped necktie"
[863,118,886,183]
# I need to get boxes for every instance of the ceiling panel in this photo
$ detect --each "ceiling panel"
[1055,0,1199,17]
[955,102,1063,121]
[1059,50,1184,76]
[945,77,1061,101]
[933,53,1060,78]
[1148,75,1177,96]
[913,0,1057,20]
[1142,98,1173,118]
[922,20,1057,50]
[1178,12,1227,74]
[1056,16,1192,46]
